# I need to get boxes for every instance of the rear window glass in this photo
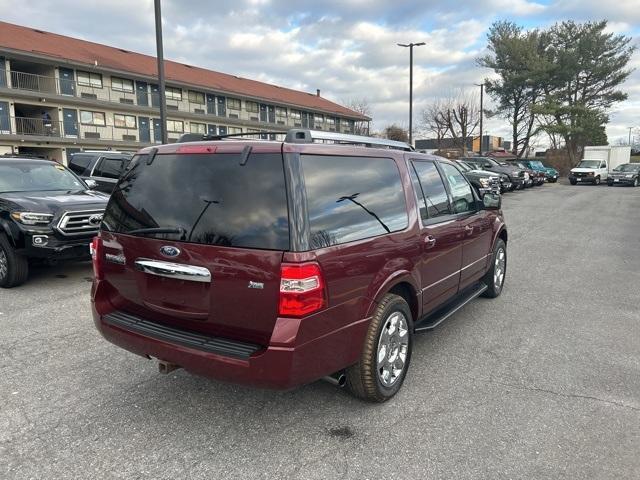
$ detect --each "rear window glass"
[68,154,94,174]
[102,153,289,250]
[301,155,408,248]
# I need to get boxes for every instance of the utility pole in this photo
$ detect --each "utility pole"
[629,127,633,146]
[154,0,168,144]
[475,82,484,154]
[397,42,425,146]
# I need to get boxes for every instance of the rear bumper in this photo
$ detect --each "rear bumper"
[91,291,369,390]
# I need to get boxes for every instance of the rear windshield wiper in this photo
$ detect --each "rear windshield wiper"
[126,227,186,238]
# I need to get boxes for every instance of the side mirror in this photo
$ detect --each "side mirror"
[85,179,98,189]
[483,192,501,210]
[484,163,492,168]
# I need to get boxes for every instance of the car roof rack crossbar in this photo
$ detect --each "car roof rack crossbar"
[285,129,413,151]
[176,132,286,143]
[176,129,413,152]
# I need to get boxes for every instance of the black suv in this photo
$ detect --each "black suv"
[67,151,132,193]
[455,160,508,194]
[465,157,527,189]
[0,157,109,287]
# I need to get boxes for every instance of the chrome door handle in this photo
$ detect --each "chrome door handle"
[424,235,436,249]
[134,258,211,283]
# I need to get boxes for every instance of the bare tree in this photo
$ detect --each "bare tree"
[420,99,449,148]
[420,89,480,155]
[343,98,372,135]
[382,124,409,143]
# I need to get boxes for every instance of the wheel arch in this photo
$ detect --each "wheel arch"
[366,271,420,324]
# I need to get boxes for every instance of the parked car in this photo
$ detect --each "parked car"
[508,160,544,187]
[465,157,527,189]
[453,160,501,195]
[67,151,133,193]
[519,159,559,183]
[607,163,640,187]
[569,146,630,185]
[0,156,109,287]
[91,129,508,402]
[457,160,514,192]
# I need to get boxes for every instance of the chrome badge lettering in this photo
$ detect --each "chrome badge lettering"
[248,281,264,289]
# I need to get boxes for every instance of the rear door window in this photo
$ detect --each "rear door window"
[103,152,290,250]
[409,161,451,222]
[93,157,125,179]
[301,155,407,248]
[68,154,94,174]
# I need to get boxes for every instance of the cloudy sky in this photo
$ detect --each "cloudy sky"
[1,0,638,146]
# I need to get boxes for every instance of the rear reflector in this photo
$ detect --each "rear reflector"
[279,262,326,317]
[90,235,103,280]
[175,145,217,154]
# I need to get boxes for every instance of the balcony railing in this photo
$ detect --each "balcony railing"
[2,70,357,133]
[2,116,153,144]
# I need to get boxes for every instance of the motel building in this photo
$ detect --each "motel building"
[0,21,370,162]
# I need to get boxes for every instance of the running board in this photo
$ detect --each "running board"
[414,282,488,332]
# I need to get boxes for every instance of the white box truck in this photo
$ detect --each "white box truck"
[569,146,631,185]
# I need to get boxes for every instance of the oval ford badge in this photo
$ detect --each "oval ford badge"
[160,246,180,257]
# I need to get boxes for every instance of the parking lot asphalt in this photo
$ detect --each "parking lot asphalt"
[1,182,639,480]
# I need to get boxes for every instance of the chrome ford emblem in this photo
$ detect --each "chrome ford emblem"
[88,214,103,225]
[160,246,180,257]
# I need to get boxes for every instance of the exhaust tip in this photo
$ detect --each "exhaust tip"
[322,372,346,388]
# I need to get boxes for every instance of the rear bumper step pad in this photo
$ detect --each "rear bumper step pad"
[103,311,262,359]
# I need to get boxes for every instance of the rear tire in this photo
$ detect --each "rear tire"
[0,234,29,288]
[345,294,413,402]
[482,239,506,298]
[633,177,639,187]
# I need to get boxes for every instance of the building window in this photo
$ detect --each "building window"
[165,86,182,101]
[111,77,134,93]
[114,114,137,129]
[246,101,259,113]
[227,98,241,110]
[326,117,336,127]
[77,71,103,88]
[190,122,206,134]
[290,110,301,120]
[275,107,287,118]
[227,126,242,134]
[80,110,106,126]
[314,114,325,129]
[188,91,205,104]
[167,119,184,133]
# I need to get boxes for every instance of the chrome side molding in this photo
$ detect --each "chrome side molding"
[134,258,211,283]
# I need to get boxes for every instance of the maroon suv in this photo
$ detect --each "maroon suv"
[91,130,508,402]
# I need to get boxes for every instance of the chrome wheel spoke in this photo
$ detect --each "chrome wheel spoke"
[376,310,410,387]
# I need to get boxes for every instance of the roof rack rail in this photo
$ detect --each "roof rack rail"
[285,129,413,151]
[176,129,413,152]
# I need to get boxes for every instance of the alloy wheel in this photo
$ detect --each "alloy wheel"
[377,311,409,387]
[494,247,506,290]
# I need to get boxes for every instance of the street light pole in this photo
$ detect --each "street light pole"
[154,0,168,144]
[629,127,633,146]
[475,82,484,154]
[397,42,425,146]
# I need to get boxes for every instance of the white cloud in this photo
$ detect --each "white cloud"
[0,0,638,146]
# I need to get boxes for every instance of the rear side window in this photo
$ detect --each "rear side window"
[94,158,125,179]
[68,154,93,174]
[301,155,407,248]
[410,161,451,221]
[103,153,289,250]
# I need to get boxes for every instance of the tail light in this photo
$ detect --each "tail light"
[90,235,104,280]
[279,262,326,317]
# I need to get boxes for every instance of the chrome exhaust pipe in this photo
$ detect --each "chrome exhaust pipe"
[322,372,346,387]
[158,360,181,374]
